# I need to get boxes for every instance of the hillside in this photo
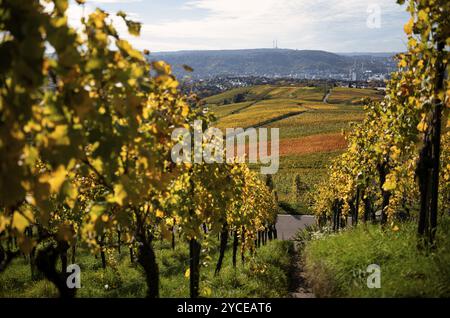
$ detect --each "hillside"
[150,49,396,78]
[205,85,384,213]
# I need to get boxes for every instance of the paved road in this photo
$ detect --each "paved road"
[275,214,316,240]
[323,91,331,104]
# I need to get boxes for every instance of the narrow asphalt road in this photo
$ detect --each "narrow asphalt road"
[275,214,315,240]
[323,91,331,104]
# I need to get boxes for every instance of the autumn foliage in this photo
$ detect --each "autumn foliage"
[312,0,449,246]
[0,0,277,298]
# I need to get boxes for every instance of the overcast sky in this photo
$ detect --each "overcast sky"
[67,0,410,53]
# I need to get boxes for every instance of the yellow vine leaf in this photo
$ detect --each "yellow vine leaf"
[417,121,428,132]
[90,204,106,222]
[23,144,39,167]
[165,218,174,227]
[417,10,428,22]
[390,146,400,160]
[49,125,70,145]
[153,61,171,74]
[109,184,127,206]
[408,38,417,48]
[116,40,144,61]
[156,209,164,218]
[0,215,7,232]
[55,0,69,13]
[383,178,397,191]
[63,181,78,209]
[181,105,189,117]
[91,158,104,174]
[90,9,107,29]
[12,211,30,233]
[126,21,141,36]
[39,165,67,193]
[404,18,414,35]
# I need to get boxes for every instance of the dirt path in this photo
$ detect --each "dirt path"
[276,215,316,298]
[289,243,315,298]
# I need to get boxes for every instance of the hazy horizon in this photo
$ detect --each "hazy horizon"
[150,48,400,54]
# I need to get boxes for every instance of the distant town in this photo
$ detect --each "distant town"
[151,48,397,98]
[182,75,388,100]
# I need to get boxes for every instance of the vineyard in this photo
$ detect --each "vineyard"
[208,85,383,212]
[1,0,450,299]
[0,0,279,298]
[311,0,450,238]
[301,0,450,297]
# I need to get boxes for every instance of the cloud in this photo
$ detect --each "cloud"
[64,0,141,48]
[66,0,410,52]
[138,0,409,52]
[86,0,142,3]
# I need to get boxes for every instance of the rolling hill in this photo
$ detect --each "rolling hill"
[204,85,384,213]
[150,49,396,78]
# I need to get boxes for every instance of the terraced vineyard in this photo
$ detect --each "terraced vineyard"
[206,85,385,213]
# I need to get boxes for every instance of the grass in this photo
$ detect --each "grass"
[303,218,450,297]
[0,239,293,298]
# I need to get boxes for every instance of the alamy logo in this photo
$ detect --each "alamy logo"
[171,120,279,174]
[351,264,381,289]
[367,4,382,29]
[366,264,381,289]
[66,264,81,289]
